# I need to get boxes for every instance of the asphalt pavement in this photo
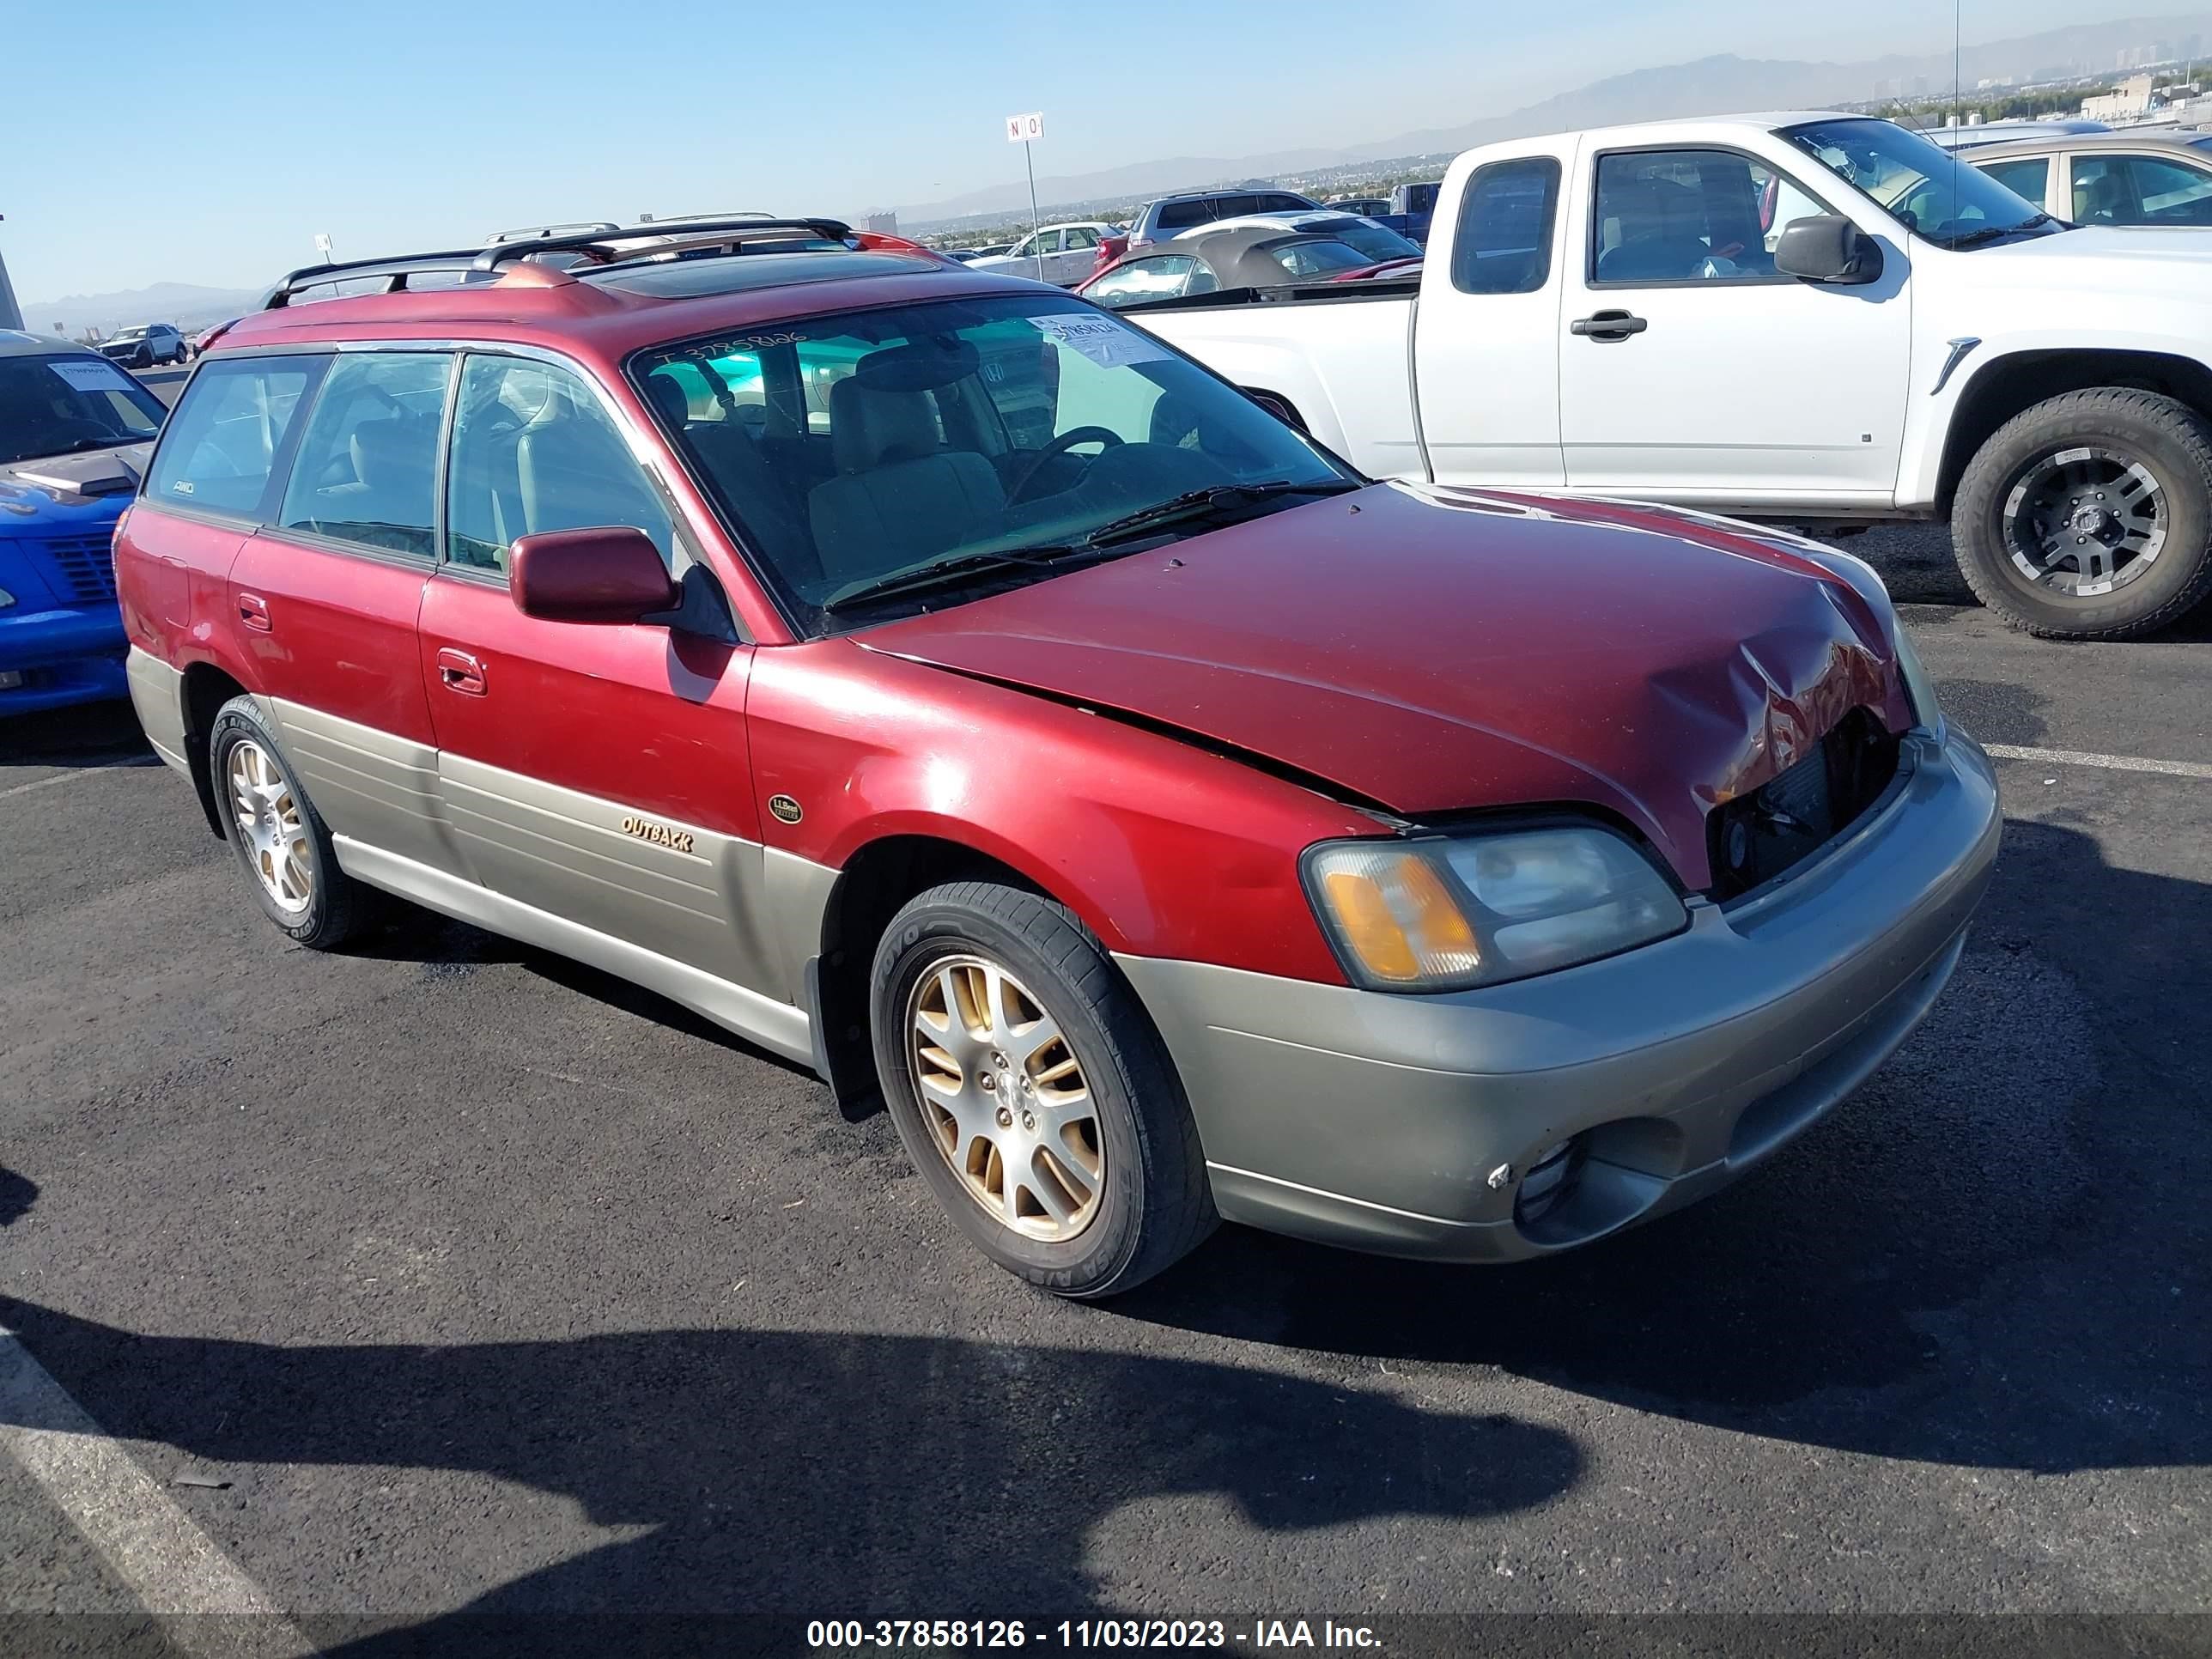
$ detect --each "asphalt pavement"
[2,535,2209,1654]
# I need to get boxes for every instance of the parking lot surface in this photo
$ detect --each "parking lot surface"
[3,544,2209,1650]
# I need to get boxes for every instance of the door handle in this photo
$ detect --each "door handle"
[1571,310,1650,341]
[436,647,487,696]
[236,592,271,632]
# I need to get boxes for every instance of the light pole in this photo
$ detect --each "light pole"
[0,215,24,332]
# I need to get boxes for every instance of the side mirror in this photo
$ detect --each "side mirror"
[1773,215,1883,285]
[509,526,677,623]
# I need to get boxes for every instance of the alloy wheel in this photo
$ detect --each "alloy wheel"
[2003,446,2167,599]
[227,738,313,915]
[906,954,1104,1242]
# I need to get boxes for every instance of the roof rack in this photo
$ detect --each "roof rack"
[463,216,854,271]
[483,221,622,244]
[260,216,860,310]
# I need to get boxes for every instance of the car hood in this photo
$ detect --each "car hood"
[0,444,151,507]
[1959,224,2212,300]
[858,483,1911,890]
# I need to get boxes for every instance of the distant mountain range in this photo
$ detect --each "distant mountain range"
[20,282,263,339]
[899,13,2212,228]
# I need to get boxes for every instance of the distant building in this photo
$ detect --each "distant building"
[865,210,899,235]
[2082,72,2157,121]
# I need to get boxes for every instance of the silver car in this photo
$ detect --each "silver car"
[1964,129,2212,229]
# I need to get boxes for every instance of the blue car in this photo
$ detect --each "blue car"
[0,331,168,714]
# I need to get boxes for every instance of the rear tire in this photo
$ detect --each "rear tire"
[208,696,378,950]
[870,881,1216,1298]
[1951,388,2212,639]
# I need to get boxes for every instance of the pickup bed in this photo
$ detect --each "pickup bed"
[1124,112,2212,639]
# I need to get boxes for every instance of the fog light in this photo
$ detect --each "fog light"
[1514,1135,1586,1225]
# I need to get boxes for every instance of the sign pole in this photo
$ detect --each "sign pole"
[1005,112,1047,281]
[1023,140,1043,281]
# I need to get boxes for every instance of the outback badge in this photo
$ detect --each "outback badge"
[622,814,695,854]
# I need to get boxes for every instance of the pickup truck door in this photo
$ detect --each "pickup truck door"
[1411,139,1575,487]
[1556,143,1911,505]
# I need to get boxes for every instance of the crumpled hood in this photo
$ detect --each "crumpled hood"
[860,483,1912,888]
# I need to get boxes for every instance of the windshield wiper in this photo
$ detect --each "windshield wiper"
[1075,478,1360,549]
[818,544,1097,615]
[1948,212,2059,249]
[817,479,1361,617]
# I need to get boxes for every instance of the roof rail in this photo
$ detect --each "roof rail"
[258,217,863,312]
[483,221,622,244]
[464,216,855,272]
[260,251,491,310]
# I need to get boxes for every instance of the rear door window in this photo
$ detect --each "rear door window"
[1976,155,2051,210]
[144,356,319,520]
[1153,200,1210,232]
[276,352,453,557]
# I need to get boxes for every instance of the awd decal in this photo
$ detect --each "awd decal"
[622,815,696,854]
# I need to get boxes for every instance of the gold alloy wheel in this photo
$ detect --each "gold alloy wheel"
[906,954,1105,1242]
[227,738,313,916]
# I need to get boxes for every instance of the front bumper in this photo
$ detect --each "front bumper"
[0,606,129,714]
[1116,725,2002,1262]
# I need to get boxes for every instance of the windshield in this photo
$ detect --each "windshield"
[1309,218,1421,262]
[633,295,1352,630]
[0,355,168,465]
[1781,118,2062,249]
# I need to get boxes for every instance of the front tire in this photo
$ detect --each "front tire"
[870,881,1216,1297]
[208,696,377,949]
[1951,388,2212,639]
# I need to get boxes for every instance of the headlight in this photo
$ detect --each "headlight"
[1304,825,1688,992]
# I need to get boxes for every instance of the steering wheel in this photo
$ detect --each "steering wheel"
[1007,426,1125,503]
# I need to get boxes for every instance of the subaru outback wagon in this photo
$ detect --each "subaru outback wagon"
[118,217,2000,1297]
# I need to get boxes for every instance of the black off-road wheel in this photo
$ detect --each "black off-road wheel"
[870,881,1216,1298]
[208,696,378,949]
[1951,388,2212,639]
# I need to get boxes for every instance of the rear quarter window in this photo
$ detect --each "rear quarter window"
[1451,157,1561,295]
[144,356,320,520]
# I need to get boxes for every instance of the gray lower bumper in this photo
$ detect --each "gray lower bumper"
[1116,726,2002,1263]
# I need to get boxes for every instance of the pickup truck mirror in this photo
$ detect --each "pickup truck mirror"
[1773,216,1882,285]
[509,526,678,623]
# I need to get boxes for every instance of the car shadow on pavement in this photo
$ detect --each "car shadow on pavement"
[0,1169,34,1227]
[0,1298,1580,1648]
[1119,815,2212,1480]
[0,701,150,769]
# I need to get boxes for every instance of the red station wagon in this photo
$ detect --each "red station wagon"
[117,217,2002,1297]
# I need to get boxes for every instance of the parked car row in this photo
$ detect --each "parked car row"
[105,213,1997,1299]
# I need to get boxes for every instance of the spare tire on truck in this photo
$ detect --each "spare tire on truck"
[1951,387,2212,639]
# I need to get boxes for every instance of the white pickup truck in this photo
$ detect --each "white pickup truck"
[1125,112,2212,639]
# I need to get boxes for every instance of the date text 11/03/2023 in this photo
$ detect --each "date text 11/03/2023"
[806,1620,1382,1649]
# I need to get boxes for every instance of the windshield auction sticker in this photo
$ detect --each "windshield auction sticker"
[49,360,140,394]
[1028,313,1174,368]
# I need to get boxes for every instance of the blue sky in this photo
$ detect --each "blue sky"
[3,0,2100,301]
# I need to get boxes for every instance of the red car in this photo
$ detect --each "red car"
[117,217,1999,1297]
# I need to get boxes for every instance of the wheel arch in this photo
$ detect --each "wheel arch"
[1936,349,2212,514]
[179,660,252,839]
[810,832,1070,1112]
